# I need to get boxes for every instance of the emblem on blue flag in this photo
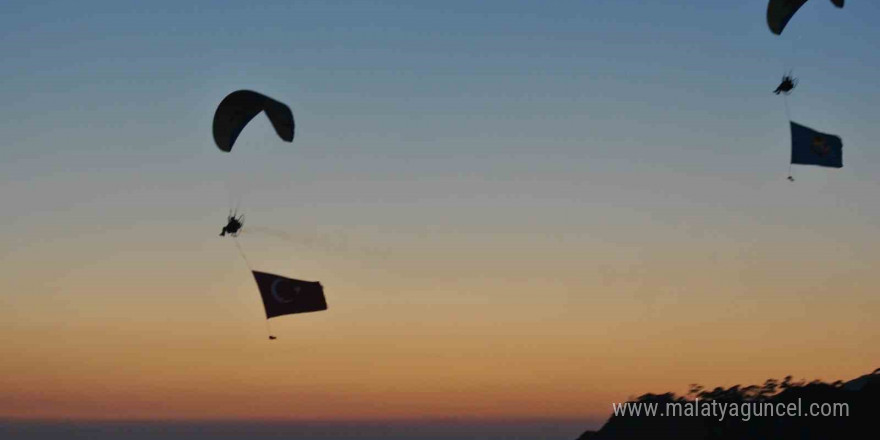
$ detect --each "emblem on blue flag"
[790,121,842,169]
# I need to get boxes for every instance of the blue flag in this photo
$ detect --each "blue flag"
[790,121,842,168]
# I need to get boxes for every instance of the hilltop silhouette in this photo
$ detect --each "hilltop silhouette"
[577,368,879,439]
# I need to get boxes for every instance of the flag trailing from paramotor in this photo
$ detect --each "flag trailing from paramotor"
[790,121,842,168]
[252,271,327,319]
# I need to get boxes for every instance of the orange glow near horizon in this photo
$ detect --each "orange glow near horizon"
[2,235,877,422]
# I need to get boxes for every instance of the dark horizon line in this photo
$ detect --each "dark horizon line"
[0,416,605,426]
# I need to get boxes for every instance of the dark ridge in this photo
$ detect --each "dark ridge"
[577,368,878,440]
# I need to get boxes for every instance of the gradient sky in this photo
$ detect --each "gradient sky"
[1,0,879,436]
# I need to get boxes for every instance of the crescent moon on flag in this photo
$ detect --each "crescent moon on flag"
[271,279,296,304]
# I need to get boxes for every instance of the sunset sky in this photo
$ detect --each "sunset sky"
[1,1,879,437]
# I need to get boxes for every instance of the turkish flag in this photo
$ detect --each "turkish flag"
[252,271,327,319]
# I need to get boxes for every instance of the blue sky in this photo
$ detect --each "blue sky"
[4,0,880,277]
[3,1,879,210]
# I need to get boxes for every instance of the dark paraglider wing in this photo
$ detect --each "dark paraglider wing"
[212,90,295,152]
[767,0,845,35]
[262,97,295,143]
[767,0,810,35]
[212,90,268,152]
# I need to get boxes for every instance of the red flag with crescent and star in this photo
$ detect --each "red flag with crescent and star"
[251,271,327,319]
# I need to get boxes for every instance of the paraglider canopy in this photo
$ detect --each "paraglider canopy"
[212,90,294,152]
[767,0,844,35]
